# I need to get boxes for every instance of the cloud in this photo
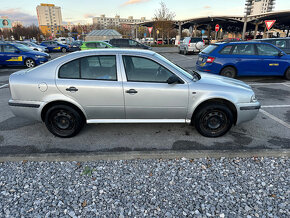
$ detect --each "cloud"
[0,8,38,26]
[204,6,211,9]
[84,13,95,19]
[121,0,150,6]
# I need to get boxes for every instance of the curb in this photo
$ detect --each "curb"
[0,149,289,162]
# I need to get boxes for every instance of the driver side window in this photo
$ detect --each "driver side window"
[123,56,174,83]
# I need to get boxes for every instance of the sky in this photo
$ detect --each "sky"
[0,0,290,26]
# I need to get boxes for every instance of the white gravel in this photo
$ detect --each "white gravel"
[0,157,289,217]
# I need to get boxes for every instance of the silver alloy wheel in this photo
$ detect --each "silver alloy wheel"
[25,59,35,68]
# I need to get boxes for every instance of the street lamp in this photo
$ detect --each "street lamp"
[242,0,254,40]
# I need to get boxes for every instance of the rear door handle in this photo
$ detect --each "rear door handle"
[66,87,78,92]
[126,89,138,94]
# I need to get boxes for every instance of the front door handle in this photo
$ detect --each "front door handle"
[126,89,138,94]
[66,87,78,92]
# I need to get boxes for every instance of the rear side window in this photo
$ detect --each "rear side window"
[201,45,218,54]
[274,40,287,48]
[59,59,80,79]
[232,44,255,55]
[219,45,234,54]
[59,55,117,80]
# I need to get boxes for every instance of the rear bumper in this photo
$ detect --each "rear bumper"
[8,99,44,121]
[236,102,261,125]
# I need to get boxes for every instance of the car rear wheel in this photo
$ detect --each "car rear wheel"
[220,67,237,78]
[285,68,290,80]
[45,105,85,138]
[194,103,233,137]
[25,58,36,68]
[62,48,67,53]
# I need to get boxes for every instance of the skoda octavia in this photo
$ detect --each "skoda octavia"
[9,49,260,138]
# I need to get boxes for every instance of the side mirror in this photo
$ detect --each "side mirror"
[278,51,284,57]
[167,75,181,84]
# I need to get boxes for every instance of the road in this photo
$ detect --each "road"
[0,48,289,155]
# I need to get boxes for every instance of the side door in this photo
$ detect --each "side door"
[256,43,288,76]
[56,55,125,120]
[231,43,261,76]
[0,45,3,65]
[121,55,189,120]
[1,44,24,66]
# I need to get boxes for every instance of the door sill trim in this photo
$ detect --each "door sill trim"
[87,119,187,124]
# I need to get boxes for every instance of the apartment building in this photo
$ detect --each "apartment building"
[93,15,147,29]
[250,0,276,15]
[36,3,63,35]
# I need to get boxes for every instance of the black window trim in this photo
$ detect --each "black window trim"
[58,55,118,81]
[122,55,184,84]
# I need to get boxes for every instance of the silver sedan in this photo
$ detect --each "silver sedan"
[8,49,261,138]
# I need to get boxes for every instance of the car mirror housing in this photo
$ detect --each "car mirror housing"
[278,51,284,57]
[167,75,181,84]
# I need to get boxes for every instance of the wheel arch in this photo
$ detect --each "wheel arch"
[41,100,86,122]
[191,98,238,125]
[219,65,238,76]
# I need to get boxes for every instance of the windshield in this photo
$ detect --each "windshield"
[14,43,32,52]
[154,53,199,81]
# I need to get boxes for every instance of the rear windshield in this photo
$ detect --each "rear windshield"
[201,45,218,54]
[190,38,202,43]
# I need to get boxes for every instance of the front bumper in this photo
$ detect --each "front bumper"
[236,102,261,125]
[8,99,44,121]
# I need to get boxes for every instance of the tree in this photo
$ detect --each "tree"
[153,1,175,44]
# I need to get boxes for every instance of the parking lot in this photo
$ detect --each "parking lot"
[0,48,289,155]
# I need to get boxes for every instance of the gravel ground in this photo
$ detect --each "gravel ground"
[0,157,289,217]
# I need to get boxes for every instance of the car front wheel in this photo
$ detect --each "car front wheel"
[45,105,85,138]
[194,103,233,137]
[25,58,36,68]
[220,67,236,78]
[62,48,67,53]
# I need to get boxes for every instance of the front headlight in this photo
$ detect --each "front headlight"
[250,94,257,102]
[35,55,44,58]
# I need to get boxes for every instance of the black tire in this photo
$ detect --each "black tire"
[44,105,85,138]
[285,68,290,80]
[220,66,237,78]
[61,48,67,53]
[184,48,188,55]
[194,103,233,137]
[25,58,36,68]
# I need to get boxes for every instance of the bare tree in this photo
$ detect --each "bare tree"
[153,1,175,44]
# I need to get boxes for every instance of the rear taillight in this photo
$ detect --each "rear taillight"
[206,57,215,63]
[188,40,191,46]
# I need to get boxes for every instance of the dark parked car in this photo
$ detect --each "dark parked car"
[109,39,151,50]
[255,38,290,54]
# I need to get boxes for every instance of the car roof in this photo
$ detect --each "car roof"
[62,48,156,58]
[213,41,274,46]
[257,37,290,40]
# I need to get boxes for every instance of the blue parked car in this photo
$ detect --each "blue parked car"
[196,41,290,80]
[0,42,50,68]
[40,41,69,53]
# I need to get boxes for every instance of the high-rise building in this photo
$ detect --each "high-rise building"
[93,15,147,29]
[249,0,276,15]
[36,3,63,36]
